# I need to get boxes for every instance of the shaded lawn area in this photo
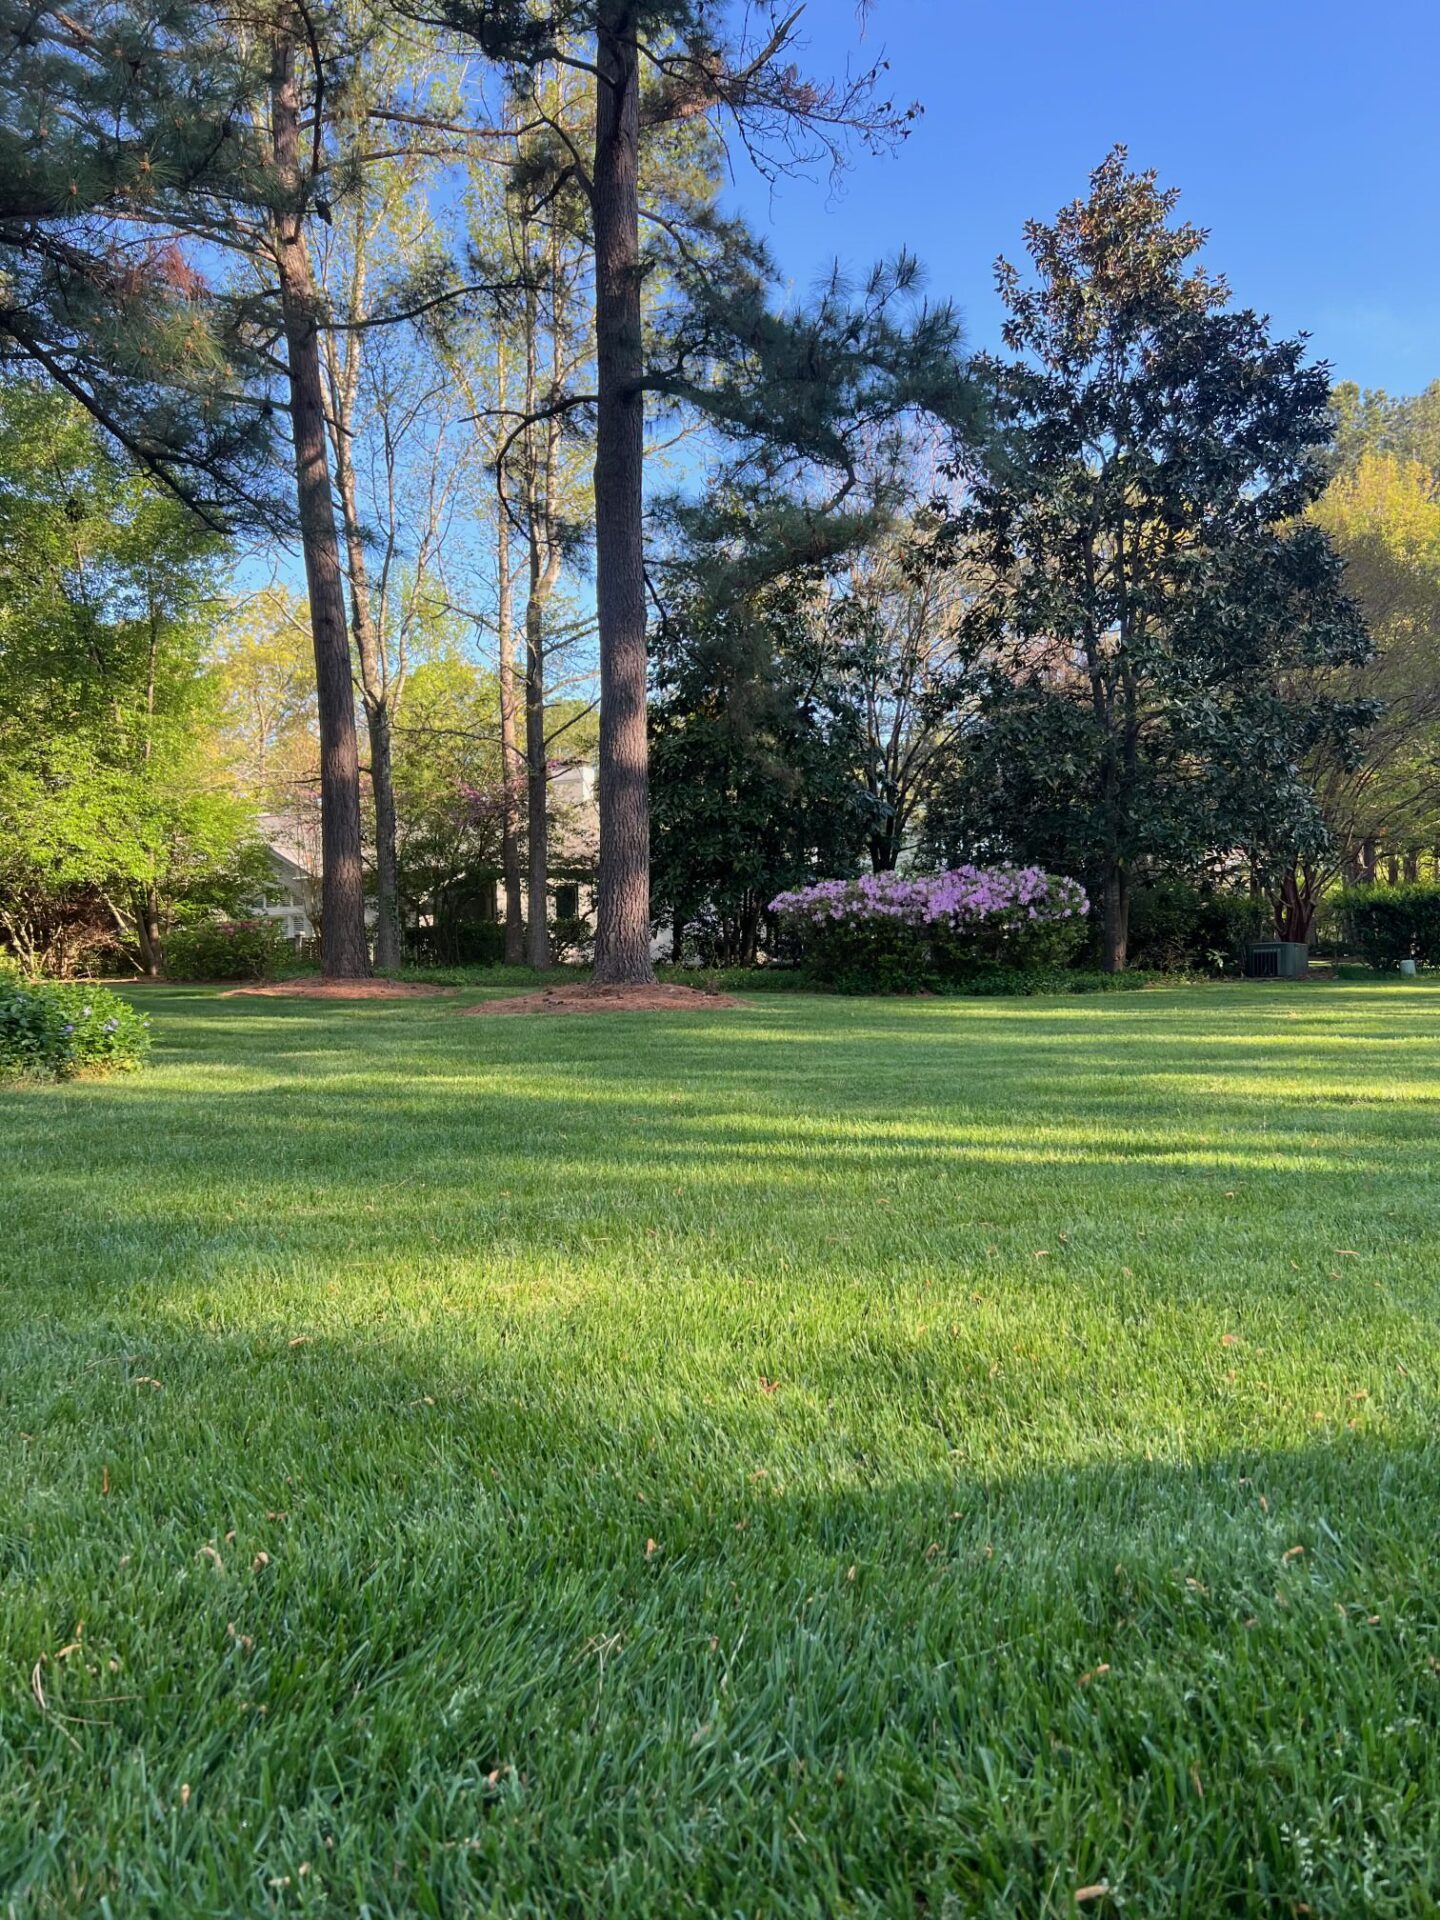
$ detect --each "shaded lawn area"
[1,982,1438,1917]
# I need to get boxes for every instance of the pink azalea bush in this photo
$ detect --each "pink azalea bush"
[769,866,1089,992]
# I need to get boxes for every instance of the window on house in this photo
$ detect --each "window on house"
[553,883,580,920]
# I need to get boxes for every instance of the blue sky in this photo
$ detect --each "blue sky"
[724,0,1440,396]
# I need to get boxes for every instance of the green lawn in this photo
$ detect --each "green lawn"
[2,983,1438,1918]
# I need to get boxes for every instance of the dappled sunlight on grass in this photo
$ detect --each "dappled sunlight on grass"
[2,982,1438,1914]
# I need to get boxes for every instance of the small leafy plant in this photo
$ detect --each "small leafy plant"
[0,966,151,1081]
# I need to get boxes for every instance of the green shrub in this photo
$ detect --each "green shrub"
[548,915,595,964]
[1127,882,1269,973]
[655,963,1162,998]
[770,868,1089,995]
[0,975,151,1080]
[656,965,812,993]
[1339,885,1440,969]
[408,921,507,969]
[945,967,1162,997]
[165,918,286,981]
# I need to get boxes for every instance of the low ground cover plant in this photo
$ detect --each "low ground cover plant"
[770,866,1089,992]
[0,964,150,1079]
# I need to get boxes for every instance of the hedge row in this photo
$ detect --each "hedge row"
[1338,885,1440,969]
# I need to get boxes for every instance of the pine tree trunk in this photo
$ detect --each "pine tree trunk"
[496,491,527,965]
[329,393,399,972]
[1101,862,1130,972]
[590,4,655,985]
[524,590,550,971]
[270,28,368,981]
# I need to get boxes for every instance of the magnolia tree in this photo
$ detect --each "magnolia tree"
[770,866,1088,993]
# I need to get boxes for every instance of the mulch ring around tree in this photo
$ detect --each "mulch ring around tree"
[220,980,454,1000]
[465,982,746,1017]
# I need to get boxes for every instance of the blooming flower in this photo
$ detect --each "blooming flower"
[770,866,1088,932]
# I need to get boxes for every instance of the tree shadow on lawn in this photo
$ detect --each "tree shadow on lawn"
[4,1000,1437,1321]
[5,1307,1439,1918]
[7,991,1438,1907]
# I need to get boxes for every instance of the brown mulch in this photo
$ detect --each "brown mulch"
[221,979,453,1000]
[466,982,745,1017]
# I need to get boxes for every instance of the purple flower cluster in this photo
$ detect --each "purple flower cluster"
[769,866,1089,932]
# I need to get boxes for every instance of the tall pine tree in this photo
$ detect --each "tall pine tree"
[408,0,925,981]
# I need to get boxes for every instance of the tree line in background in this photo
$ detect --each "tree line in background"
[1,0,1437,982]
[650,159,1440,973]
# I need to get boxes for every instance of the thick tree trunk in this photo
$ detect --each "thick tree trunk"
[1275,867,1316,944]
[590,5,655,985]
[495,491,527,965]
[270,29,368,980]
[1101,861,1130,972]
[1404,849,1420,884]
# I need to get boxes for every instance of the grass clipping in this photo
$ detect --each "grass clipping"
[468,982,744,1016]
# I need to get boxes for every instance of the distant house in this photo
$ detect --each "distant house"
[547,760,599,922]
[251,811,323,946]
[547,759,669,958]
[250,764,605,952]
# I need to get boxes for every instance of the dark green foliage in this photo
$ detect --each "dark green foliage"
[408,920,507,970]
[785,911,1086,997]
[548,914,594,964]
[946,965,1160,997]
[0,0,281,524]
[650,564,872,965]
[1340,885,1440,969]
[163,919,285,982]
[936,150,1372,967]
[0,968,150,1078]
[652,963,1161,998]
[1126,883,1270,974]
[654,963,810,992]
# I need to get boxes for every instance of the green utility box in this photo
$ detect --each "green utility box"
[1245,941,1309,979]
